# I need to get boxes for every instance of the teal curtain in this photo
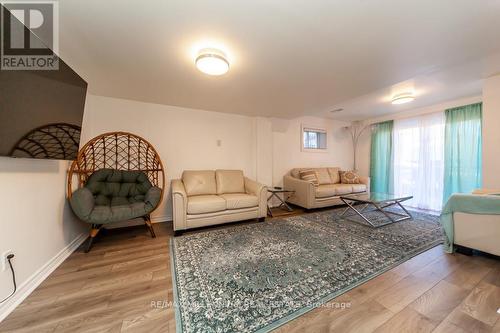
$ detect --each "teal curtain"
[443,103,482,203]
[370,120,394,193]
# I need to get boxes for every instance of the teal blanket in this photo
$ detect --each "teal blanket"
[440,193,500,253]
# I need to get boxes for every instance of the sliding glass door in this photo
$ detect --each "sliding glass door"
[369,103,482,211]
[393,112,445,211]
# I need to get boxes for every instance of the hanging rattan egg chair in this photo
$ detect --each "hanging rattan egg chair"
[67,132,166,252]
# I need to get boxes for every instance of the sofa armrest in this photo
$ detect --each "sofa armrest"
[171,179,188,231]
[283,175,315,209]
[472,188,500,195]
[244,177,267,218]
[69,187,95,221]
[359,176,371,192]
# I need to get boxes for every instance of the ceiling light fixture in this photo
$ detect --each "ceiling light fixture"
[330,108,344,113]
[391,92,415,105]
[195,48,229,76]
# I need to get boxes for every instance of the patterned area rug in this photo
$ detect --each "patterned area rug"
[170,208,443,333]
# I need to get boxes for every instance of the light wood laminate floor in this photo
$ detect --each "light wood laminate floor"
[0,211,499,333]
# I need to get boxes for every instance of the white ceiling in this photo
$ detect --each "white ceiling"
[325,59,484,121]
[57,0,500,120]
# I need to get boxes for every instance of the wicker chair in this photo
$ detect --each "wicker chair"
[67,132,166,252]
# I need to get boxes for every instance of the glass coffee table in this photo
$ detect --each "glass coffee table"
[339,192,413,228]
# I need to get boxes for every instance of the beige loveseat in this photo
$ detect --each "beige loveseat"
[284,167,370,209]
[172,170,267,233]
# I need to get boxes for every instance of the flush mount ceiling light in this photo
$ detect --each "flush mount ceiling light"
[391,92,415,105]
[195,48,229,76]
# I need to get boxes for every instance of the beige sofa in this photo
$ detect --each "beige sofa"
[453,189,500,256]
[172,170,267,233]
[284,167,370,209]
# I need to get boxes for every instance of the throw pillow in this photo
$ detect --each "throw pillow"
[327,167,341,184]
[299,169,319,186]
[316,168,332,185]
[340,170,360,184]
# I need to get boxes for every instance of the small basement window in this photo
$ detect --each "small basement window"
[302,126,327,151]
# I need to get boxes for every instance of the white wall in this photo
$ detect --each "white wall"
[482,74,500,188]
[270,116,353,187]
[0,158,87,321]
[252,116,353,208]
[83,95,258,222]
[255,117,274,186]
[84,96,354,216]
[357,95,483,178]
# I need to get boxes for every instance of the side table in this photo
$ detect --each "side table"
[267,188,295,217]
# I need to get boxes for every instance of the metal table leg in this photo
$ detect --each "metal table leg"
[340,198,378,227]
[277,197,293,212]
[396,199,413,219]
[267,191,294,217]
[267,193,275,217]
[340,198,413,228]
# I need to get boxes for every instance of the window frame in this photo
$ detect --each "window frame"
[301,125,328,153]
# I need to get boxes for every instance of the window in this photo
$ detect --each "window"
[302,127,327,151]
[393,112,445,211]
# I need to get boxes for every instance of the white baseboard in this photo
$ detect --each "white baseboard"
[0,232,88,323]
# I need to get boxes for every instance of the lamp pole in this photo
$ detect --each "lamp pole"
[344,121,370,171]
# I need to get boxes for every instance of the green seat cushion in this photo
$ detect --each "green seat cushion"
[70,169,162,224]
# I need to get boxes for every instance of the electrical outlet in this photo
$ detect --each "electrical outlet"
[2,250,14,272]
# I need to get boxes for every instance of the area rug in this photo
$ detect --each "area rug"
[170,208,443,333]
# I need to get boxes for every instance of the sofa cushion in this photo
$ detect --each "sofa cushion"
[182,170,217,196]
[89,202,148,224]
[299,169,319,186]
[351,184,367,193]
[86,169,152,201]
[340,170,361,184]
[291,167,341,182]
[314,184,364,198]
[316,168,332,185]
[327,167,341,184]
[315,184,337,198]
[216,170,245,194]
[334,184,354,195]
[70,169,162,224]
[291,167,315,179]
[220,193,259,210]
[187,195,226,214]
